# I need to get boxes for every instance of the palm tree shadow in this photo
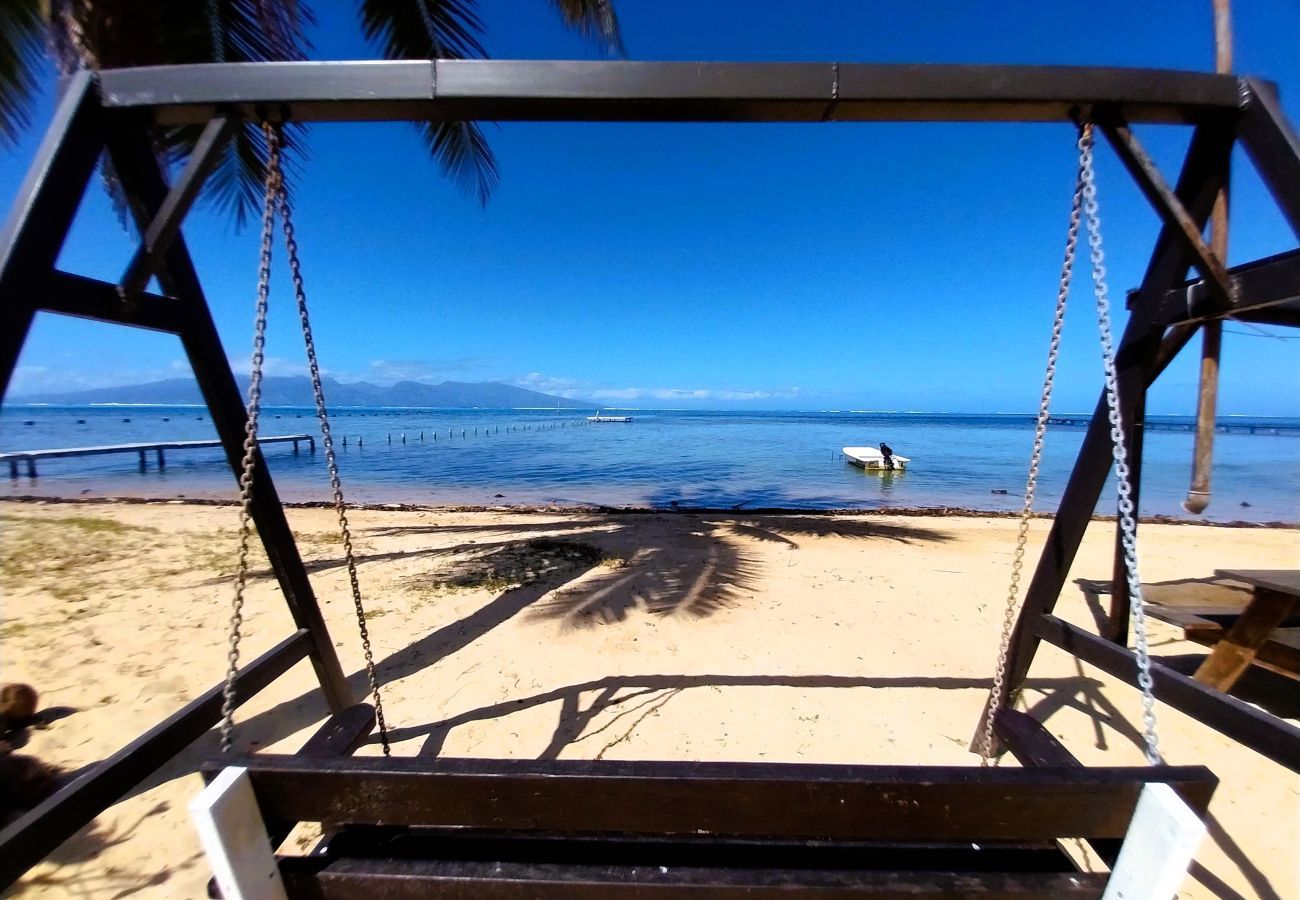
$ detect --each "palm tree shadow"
[407,672,1105,759]
[126,512,954,796]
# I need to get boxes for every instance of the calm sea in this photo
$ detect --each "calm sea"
[2,406,1297,523]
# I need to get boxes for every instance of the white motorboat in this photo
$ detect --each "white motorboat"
[587,411,633,423]
[842,446,910,470]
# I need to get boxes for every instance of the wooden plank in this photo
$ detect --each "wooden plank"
[1193,587,1300,690]
[1036,614,1300,772]
[324,828,1078,873]
[190,767,288,900]
[0,71,103,402]
[1101,784,1207,900]
[298,704,376,759]
[215,756,1216,843]
[279,856,1109,898]
[1214,569,1300,597]
[993,710,1083,769]
[95,60,1243,126]
[38,271,186,334]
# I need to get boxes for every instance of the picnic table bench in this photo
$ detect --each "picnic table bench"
[1144,569,1300,692]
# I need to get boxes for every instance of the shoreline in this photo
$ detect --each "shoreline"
[3,492,1296,528]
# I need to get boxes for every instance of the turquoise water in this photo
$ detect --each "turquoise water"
[3,406,1297,522]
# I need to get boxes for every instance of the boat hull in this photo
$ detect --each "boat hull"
[842,446,909,470]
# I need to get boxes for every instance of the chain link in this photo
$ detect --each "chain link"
[1077,123,1161,765]
[208,0,225,62]
[218,121,281,753]
[264,123,392,756]
[979,145,1084,765]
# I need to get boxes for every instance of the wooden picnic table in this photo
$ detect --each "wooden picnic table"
[1189,570,1300,692]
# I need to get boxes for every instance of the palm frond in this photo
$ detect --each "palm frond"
[150,1,314,226]
[359,0,487,61]
[547,0,625,56]
[0,0,45,147]
[419,119,498,206]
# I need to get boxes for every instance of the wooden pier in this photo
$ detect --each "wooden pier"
[2,435,315,478]
[1048,417,1299,436]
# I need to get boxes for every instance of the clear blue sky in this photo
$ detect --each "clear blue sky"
[3,1,1298,414]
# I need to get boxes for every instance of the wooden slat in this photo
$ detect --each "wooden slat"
[297,704,376,759]
[279,856,1109,899]
[324,828,1077,873]
[993,711,1083,769]
[1036,614,1300,772]
[1213,569,1300,596]
[216,756,1217,843]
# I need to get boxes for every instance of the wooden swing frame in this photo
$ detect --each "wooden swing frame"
[1,60,1298,893]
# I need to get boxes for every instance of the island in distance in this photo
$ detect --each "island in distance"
[9,376,590,409]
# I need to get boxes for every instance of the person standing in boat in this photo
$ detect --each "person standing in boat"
[879,442,895,470]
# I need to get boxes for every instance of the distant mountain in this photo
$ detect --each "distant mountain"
[9,377,588,409]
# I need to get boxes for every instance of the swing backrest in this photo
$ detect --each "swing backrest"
[206,707,1217,899]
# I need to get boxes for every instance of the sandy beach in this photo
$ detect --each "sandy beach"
[1,498,1296,898]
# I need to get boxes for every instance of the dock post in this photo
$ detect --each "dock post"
[309,437,315,453]
[157,448,165,470]
[25,459,35,478]
[292,439,299,454]
[8,459,17,479]
[138,449,147,472]
[402,433,406,444]
[357,437,362,448]
[342,436,347,447]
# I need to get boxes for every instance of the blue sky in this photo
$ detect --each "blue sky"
[3,1,1299,414]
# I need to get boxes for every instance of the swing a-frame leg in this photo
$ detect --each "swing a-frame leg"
[981,114,1300,774]
[0,85,352,890]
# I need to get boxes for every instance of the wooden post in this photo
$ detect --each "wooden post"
[157,448,165,470]
[25,459,35,478]
[1186,0,1232,515]
[138,449,147,472]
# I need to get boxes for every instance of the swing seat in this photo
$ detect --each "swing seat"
[199,707,1216,898]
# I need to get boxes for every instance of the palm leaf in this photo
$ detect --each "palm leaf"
[359,0,487,60]
[548,0,625,56]
[0,0,44,147]
[168,1,314,225]
[419,119,499,206]
[360,0,623,206]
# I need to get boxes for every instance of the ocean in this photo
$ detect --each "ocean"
[2,406,1297,523]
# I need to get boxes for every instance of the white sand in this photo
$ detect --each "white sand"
[1,500,1296,898]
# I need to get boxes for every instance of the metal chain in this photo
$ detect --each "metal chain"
[208,0,225,62]
[264,123,393,756]
[1078,123,1162,765]
[979,145,1084,765]
[218,122,281,753]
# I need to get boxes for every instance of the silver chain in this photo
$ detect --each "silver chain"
[208,0,225,62]
[1078,123,1161,765]
[265,123,392,756]
[219,122,280,753]
[980,147,1083,765]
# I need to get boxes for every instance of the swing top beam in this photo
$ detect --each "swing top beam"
[98,60,1250,125]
